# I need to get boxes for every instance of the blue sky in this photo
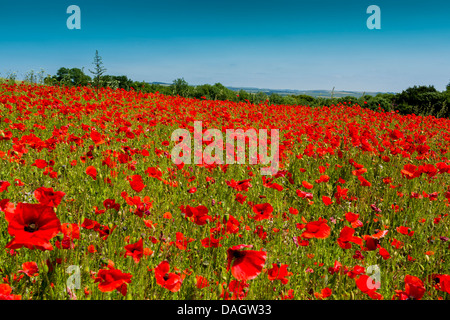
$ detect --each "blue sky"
[1,0,450,92]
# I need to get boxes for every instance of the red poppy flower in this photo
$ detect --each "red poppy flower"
[86,166,97,180]
[391,238,404,249]
[302,180,314,189]
[267,263,293,284]
[90,130,105,145]
[352,168,367,176]
[81,218,100,230]
[222,214,240,234]
[322,196,333,206]
[371,229,388,239]
[18,261,39,277]
[187,187,197,193]
[124,238,144,263]
[103,198,120,211]
[34,187,65,208]
[346,265,366,279]
[195,275,209,289]
[145,166,163,180]
[5,203,61,251]
[0,181,11,193]
[153,260,183,292]
[300,218,330,239]
[226,244,267,280]
[431,274,450,294]
[293,236,309,247]
[173,232,195,250]
[94,267,132,296]
[0,283,21,300]
[334,185,348,204]
[337,226,363,249]
[56,223,80,249]
[201,234,223,248]
[182,205,212,225]
[358,175,372,187]
[315,175,330,183]
[314,287,332,299]
[356,275,383,300]
[254,225,267,241]
[235,193,247,204]
[401,164,421,180]
[31,159,48,169]
[220,280,249,300]
[345,212,363,228]
[396,226,414,237]
[378,246,391,260]
[127,174,146,193]
[362,235,379,251]
[328,260,347,275]
[250,203,274,221]
[226,179,252,192]
[393,275,425,300]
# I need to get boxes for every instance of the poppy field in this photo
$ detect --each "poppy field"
[0,81,449,300]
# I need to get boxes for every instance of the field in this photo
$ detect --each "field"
[0,82,449,300]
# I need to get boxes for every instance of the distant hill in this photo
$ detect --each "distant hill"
[147,82,389,99]
[224,87,389,98]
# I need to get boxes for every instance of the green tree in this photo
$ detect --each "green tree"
[171,78,190,97]
[252,91,269,104]
[56,67,91,86]
[268,93,284,105]
[282,95,297,106]
[89,50,107,93]
[292,94,316,106]
[394,85,446,116]
[237,89,251,103]
[212,83,230,100]
[360,94,394,112]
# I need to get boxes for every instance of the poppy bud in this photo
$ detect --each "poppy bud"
[56,232,64,241]
[224,214,229,222]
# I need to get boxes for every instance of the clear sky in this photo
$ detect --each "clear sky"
[1,0,450,93]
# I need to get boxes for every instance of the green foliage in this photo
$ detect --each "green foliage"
[89,50,107,90]
[237,89,251,102]
[54,67,92,87]
[252,91,269,104]
[359,93,395,112]
[171,78,191,97]
[394,85,448,116]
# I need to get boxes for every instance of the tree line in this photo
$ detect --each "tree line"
[4,50,450,118]
[43,67,450,118]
